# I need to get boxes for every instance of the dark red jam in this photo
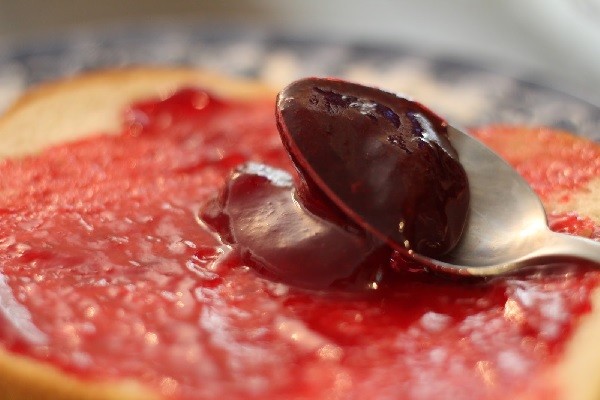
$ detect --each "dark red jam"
[278,78,469,257]
[201,162,389,290]
[202,78,469,289]
[0,88,598,400]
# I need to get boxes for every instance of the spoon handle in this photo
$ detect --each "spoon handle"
[542,231,600,265]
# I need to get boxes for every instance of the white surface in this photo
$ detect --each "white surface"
[0,0,599,106]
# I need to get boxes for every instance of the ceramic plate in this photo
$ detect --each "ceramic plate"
[0,23,598,138]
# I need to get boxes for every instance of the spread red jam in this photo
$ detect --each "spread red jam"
[0,87,599,400]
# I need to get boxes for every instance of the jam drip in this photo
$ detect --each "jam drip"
[200,163,390,290]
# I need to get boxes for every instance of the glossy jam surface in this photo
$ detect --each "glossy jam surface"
[472,125,600,201]
[276,78,469,257]
[200,163,388,290]
[0,89,599,400]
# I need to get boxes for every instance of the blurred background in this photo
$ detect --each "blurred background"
[0,0,599,106]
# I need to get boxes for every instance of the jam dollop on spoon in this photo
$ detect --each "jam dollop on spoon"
[201,78,600,285]
[277,78,469,256]
[201,78,470,289]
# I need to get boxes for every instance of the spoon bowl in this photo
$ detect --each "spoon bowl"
[414,125,600,276]
[275,77,600,278]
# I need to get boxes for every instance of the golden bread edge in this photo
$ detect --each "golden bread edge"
[0,68,599,400]
[0,348,161,400]
[0,67,275,158]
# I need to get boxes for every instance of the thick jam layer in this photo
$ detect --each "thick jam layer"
[276,78,469,257]
[0,89,598,400]
[200,162,388,290]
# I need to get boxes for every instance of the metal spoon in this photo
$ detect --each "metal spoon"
[277,77,600,277]
[413,125,600,276]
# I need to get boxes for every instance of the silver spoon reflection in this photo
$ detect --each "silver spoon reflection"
[415,125,600,276]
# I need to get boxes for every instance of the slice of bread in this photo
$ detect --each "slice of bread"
[0,68,598,400]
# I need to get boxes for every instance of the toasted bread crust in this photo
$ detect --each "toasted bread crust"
[0,69,598,400]
[0,347,160,400]
[0,67,274,158]
[558,291,600,400]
